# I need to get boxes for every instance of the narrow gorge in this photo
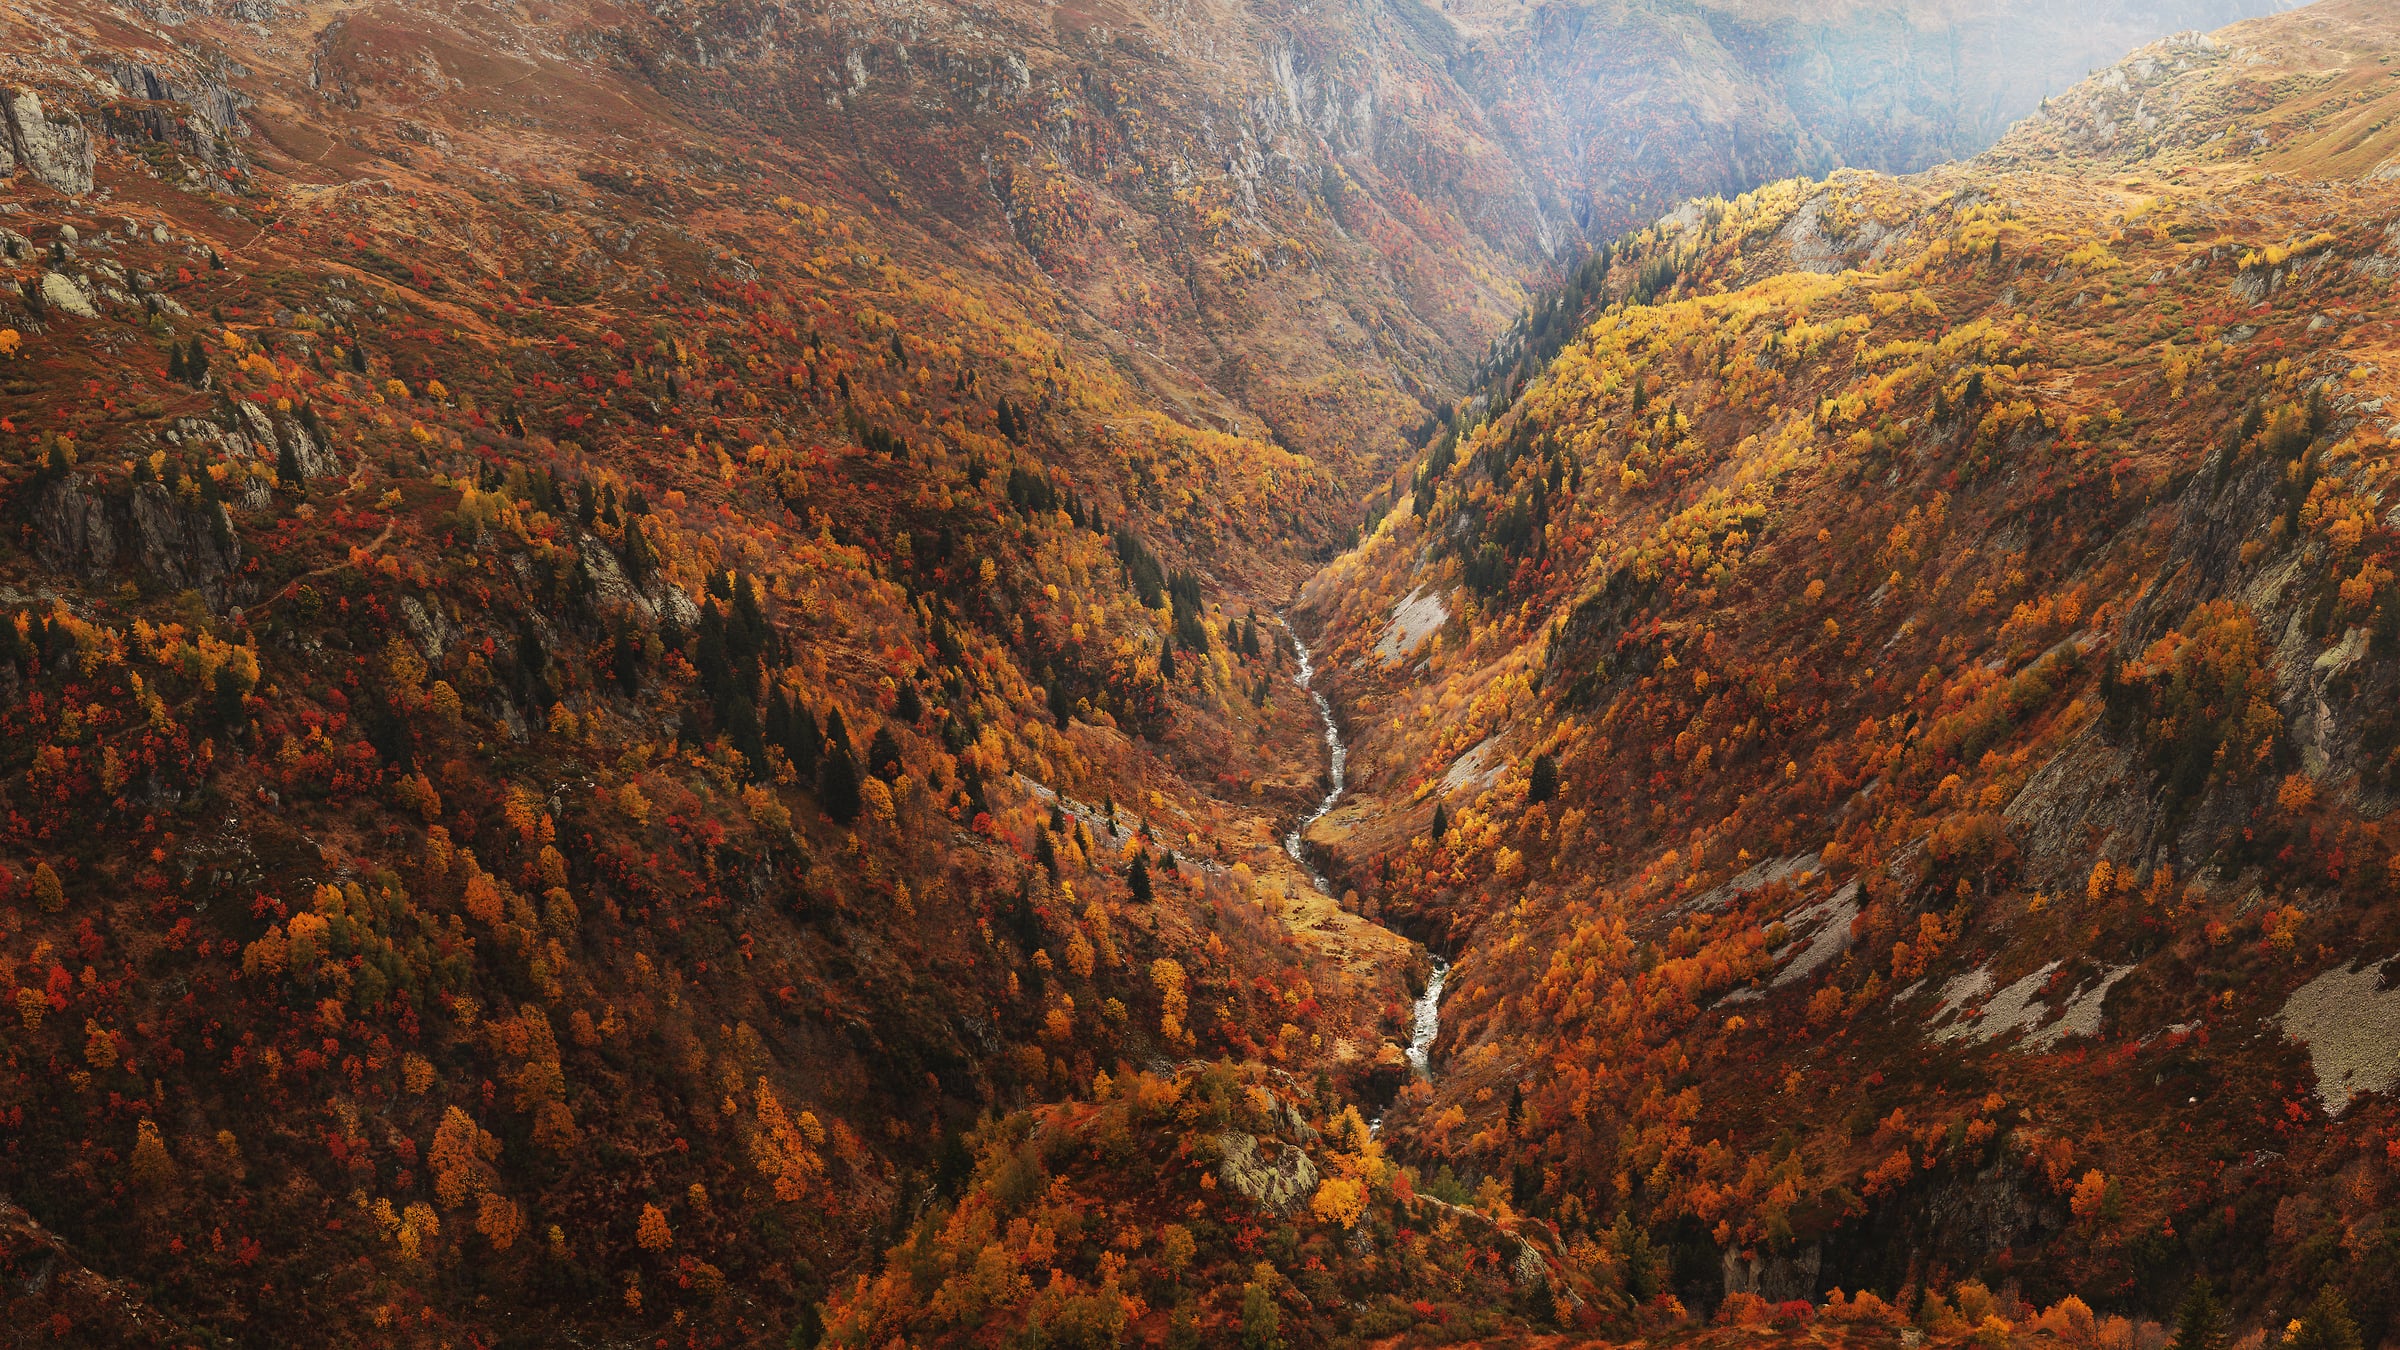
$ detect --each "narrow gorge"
[1286,616,1453,1103]
[2,0,2398,1344]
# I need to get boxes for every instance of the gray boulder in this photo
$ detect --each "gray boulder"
[38,272,98,319]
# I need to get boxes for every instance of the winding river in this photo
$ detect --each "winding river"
[1404,961,1449,1081]
[1283,620,1449,1083]
[1281,626,1347,893]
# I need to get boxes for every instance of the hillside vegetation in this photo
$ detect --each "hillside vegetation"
[1303,0,2400,1328]
[0,0,2378,1345]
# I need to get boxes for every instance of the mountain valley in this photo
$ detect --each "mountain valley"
[0,0,2397,1346]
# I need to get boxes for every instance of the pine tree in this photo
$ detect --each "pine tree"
[211,662,251,731]
[867,726,903,781]
[610,623,643,696]
[728,696,769,783]
[819,740,863,824]
[2291,1289,2363,1350]
[1428,803,1448,842]
[1128,853,1153,904]
[2168,1278,2226,1350]
[1528,753,1558,805]
[785,703,822,778]
[1009,876,1041,953]
[764,688,793,751]
[621,520,655,587]
[1610,1212,1661,1301]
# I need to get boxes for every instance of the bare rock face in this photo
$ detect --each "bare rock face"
[2,89,95,196]
[1214,1130,1320,1215]
[1722,1242,1822,1302]
[110,61,243,133]
[230,399,340,480]
[33,473,242,596]
[105,61,249,176]
[0,1198,179,1343]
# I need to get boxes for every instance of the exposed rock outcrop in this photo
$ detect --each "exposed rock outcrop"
[1722,1242,1822,1302]
[160,417,272,510]
[231,399,340,481]
[105,61,248,175]
[1817,1160,2064,1294]
[0,1197,180,1344]
[3,89,96,196]
[32,473,241,596]
[1214,1130,1319,1215]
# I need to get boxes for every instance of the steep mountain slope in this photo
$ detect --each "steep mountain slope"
[1302,0,2400,1324]
[0,0,1457,1343]
[0,0,2350,1345]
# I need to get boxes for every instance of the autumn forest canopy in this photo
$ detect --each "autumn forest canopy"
[4,0,2400,1347]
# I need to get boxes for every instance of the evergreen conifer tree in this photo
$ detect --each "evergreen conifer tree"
[2168,1279,2226,1350]
[867,726,903,781]
[820,738,863,824]
[2291,1289,2363,1350]
[1528,753,1558,805]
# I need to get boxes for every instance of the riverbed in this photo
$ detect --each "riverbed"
[1282,619,1449,1084]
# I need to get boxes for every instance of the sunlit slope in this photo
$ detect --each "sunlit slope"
[1304,0,2400,1315]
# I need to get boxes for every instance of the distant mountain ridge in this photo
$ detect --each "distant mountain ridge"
[1433,0,2298,237]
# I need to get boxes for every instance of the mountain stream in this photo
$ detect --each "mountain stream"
[1282,621,1449,1085]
